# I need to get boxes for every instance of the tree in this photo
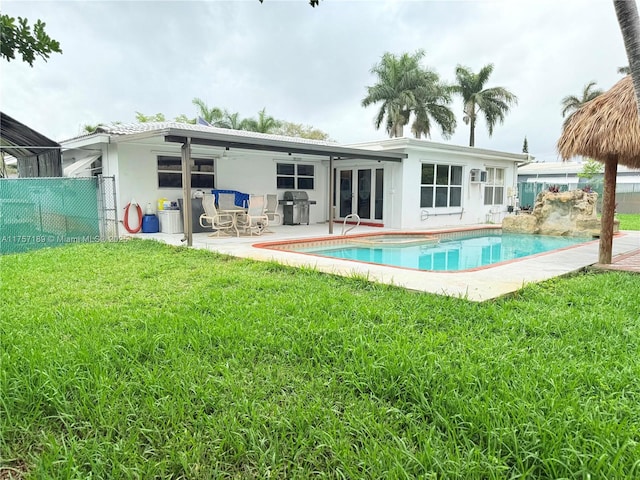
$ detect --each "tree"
[577,158,604,180]
[174,114,196,124]
[618,65,631,74]
[452,64,518,147]
[0,14,62,66]
[613,0,640,117]
[219,110,246,130]
[522,136,529,154]
[410,71,456,139]
[362,50,454,138]
[135,112,166,122]
[241,108,281,134]
[192,98,225,126]
[274,121,333,141]
[560,81,603,118]
[259,0,320,6]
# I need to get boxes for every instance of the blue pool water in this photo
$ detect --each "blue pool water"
[297,233,591,272]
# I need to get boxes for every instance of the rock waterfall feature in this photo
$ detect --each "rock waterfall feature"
[502,190,618,237]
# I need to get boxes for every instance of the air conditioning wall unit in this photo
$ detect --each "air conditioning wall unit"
[470,169,487,183]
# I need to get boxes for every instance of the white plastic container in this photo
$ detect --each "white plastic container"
[158,210,183,234]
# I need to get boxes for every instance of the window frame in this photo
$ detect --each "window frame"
[276,162,315,190]
[483,167,505,206]
[420,162,463,208]
[157,155,216,189]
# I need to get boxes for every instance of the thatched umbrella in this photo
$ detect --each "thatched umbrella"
[558,75,640,264]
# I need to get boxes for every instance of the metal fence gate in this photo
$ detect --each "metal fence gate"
[0,176,118,254]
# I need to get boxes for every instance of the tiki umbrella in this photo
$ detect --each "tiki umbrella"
[557,75,640,264]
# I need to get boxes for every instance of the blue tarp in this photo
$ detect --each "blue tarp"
[211,189,249,208]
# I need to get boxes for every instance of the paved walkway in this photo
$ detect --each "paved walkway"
[593,248,640,273]
[129,226,640,302]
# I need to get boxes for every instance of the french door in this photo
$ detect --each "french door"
[335,167,384,224]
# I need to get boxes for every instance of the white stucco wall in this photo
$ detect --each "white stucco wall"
[351,138,525,230]
[108,143,329,225]
[62,133,526,235]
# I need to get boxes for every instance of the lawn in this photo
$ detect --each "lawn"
[617,213,640,231]
[1,240,639,479]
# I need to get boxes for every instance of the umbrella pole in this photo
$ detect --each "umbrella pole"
[599,158,618,264]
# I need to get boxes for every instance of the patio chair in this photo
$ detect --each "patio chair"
[217,192,238,211]
[199,194,236,236]
[264,194,282,232]
[237,194,269,236]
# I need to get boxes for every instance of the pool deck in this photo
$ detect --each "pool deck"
[129,224,640,302]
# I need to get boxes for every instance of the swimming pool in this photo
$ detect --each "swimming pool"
[259,229,593,272]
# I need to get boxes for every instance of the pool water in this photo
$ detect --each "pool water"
[297,233,591,272]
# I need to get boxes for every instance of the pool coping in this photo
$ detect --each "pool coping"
[253,226,600,274]
[247,229,639,302]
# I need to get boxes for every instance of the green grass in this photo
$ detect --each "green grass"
[617,213,640,231]
[1,240,640,479]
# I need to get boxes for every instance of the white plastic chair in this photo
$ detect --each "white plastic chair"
[237,194,269,236]
[217,193,237,211]
[264,194,282,232]
[199,194,236,236]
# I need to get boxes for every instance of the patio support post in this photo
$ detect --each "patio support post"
[328,155,334,234]
[181,138,193,246]
[599,156,618,264]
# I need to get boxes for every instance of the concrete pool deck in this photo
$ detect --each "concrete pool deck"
[129,224,640,302]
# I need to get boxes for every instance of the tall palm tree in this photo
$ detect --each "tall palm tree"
[560,81,603,118]
[613,0,640,117]
[241,108,281,133]
[452,64,518,147]
[192,98,225,126]
[362,50,429,138]
[410,70,456,139]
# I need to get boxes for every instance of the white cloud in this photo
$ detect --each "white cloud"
[0,0,632,160]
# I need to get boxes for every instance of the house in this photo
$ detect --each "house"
[60,122,529,236]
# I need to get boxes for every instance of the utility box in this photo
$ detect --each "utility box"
[158,210,183,234]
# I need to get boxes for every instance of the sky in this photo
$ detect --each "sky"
[0,0,632,163]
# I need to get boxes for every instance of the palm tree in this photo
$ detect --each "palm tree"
[613,0,640,116]
[192,98,225,126]
[410,70,456,139]
[560,81,603,118]
[241,108,281,133]
[362,50,429,138]
[452,64,518,147]
[220,110,247,130]
[618,66,631,75]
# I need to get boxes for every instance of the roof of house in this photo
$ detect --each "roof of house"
[93,122,341,147]
[518,161,640,175]
[0,112,60,158]
[62,122,408,163]
[348,137,531,163]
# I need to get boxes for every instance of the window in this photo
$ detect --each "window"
[484,167,505,205]
[277,163,314,190]
[420,163,462,208]
[157,156,215,189]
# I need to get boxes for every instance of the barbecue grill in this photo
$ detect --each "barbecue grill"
[279,191,316,225]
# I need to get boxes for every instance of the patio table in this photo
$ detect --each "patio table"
[219,208,247,237]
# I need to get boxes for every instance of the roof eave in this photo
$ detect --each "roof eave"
[164,128,407,162]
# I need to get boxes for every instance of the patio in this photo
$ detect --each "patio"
[128,224,640,302]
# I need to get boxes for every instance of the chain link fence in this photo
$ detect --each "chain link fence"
[0,176,118,254]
